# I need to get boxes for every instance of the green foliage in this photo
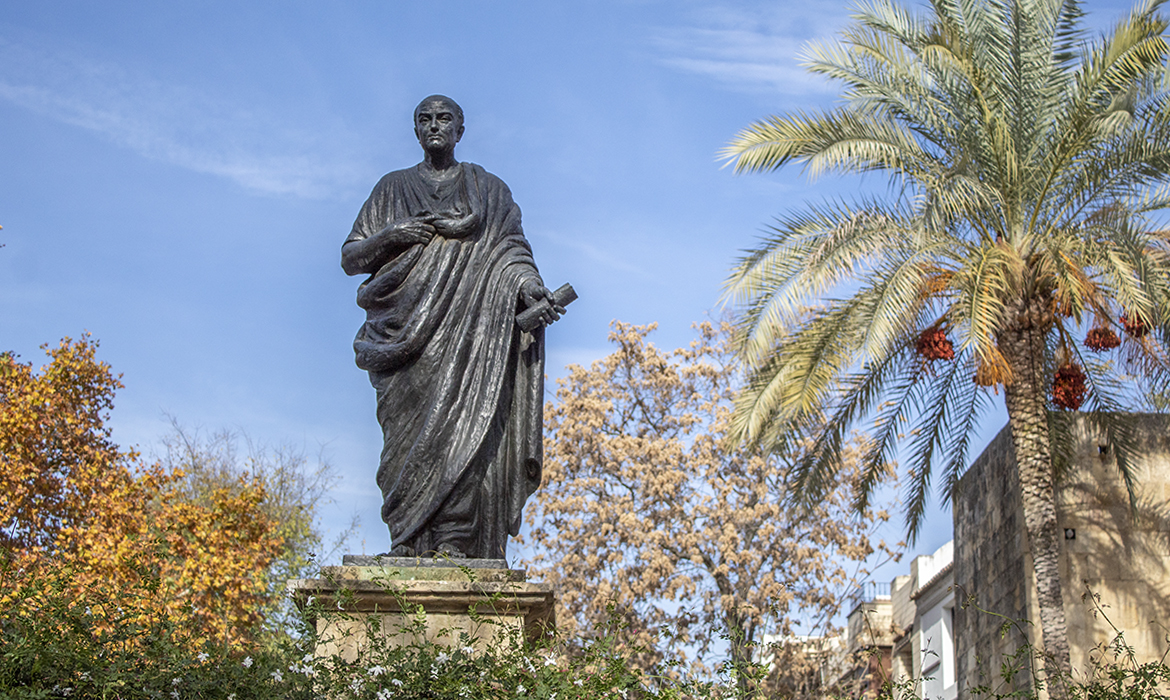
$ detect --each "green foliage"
[960,625,1170,700]
[0,553,766,699]
[0,551,304,699]
[4,552,1169,700]
[888,596,1170,700]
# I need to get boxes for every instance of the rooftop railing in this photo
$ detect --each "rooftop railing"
[849,581,891,610]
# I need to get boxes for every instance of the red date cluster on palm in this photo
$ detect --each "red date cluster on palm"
[1121,312,1149,338]
[916,327,954,361]
[1051,363,1087,410]
[1084,327,1120,352]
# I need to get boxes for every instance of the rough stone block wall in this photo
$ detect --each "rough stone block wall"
[1058,414,1170,670]
[953,425,1034,699]
[954,414,1170,700]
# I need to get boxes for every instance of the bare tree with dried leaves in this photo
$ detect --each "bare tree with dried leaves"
[524,322,895,695]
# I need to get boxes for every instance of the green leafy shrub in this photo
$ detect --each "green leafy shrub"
[0,555,743,699]
[5,554,1168,700]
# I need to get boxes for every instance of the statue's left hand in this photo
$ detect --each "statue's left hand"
[520,279,565,327]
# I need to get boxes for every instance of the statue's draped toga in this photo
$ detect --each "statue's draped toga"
[345,161,544,559]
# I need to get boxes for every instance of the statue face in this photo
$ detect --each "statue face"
[414,99,464,155]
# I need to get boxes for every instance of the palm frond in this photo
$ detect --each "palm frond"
[724,0,1170,550]
[789,345,922,504]
[721,109,930,177]
[898,344,985,539]
[949,240,1021,358]
[725,200,919,363]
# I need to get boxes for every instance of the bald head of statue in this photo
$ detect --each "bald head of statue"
[414,95,465,160]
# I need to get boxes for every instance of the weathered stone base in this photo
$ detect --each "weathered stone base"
[288,558,554,662]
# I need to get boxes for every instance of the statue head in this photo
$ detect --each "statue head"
[414,95,464,157]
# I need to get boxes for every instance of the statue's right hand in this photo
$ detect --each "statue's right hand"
[382,217,436,245]
[344,217,436,275]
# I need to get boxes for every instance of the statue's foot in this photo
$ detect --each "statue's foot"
[389,544,416,557]
[436,543,467,559]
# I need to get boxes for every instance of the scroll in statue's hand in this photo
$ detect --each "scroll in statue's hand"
[518,279,568,329]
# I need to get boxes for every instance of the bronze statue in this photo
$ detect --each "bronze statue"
[342,96,567,560]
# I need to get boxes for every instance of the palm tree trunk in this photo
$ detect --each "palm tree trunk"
[998,306,1071,695]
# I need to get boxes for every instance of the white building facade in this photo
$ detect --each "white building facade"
[889,541,956,700]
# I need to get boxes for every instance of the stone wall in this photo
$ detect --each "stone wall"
[954,425,1033,699]
[847,599,895,654]
[1058,414,1170,669]
[953,414,1170,699]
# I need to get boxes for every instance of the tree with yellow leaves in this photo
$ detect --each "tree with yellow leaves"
[0,337,286,649]
[0,336,134,555]
[525,322,896,695]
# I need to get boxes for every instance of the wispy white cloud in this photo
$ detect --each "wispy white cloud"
[650,2,848,95]
[0,33,367,199]
[533,228,649,277]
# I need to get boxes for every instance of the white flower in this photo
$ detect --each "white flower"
[169,691,178,700]
[283,662,314,676]
[196,652,209,663]
[350,678,363,692]
[435,651,450,665]
[517,684,526,695]
[376,690,394,700]
[242,656,253,668]
[271,670,283,683]
[574,679,584,687]
[618,689,628,699]
[542,653,557,667]
[306,596,315,606]
[550,694,557,700]
[368,665,386,677]
[461,645,475,655]
[303,653,314,663]
[391,678,404,688]
[228,695,236,700]
[172,678,181,686]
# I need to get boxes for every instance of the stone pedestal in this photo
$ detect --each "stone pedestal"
[288,556,554,662]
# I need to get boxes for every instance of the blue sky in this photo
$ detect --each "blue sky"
[2,0,1135,576]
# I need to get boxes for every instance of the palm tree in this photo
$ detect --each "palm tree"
[722,0,1170,684]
